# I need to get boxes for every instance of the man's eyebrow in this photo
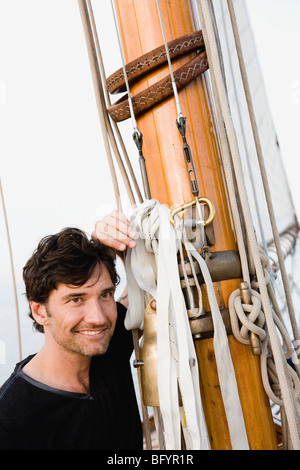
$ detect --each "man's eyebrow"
[101,286,116,294]
[61,292,88,301]
[61,286,116,301]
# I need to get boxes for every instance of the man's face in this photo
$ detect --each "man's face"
[41,263,117,358]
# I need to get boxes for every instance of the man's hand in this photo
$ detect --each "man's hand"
[92,211,137,308]
[92,210,137,255]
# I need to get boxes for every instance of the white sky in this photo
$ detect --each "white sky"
[0,0,299,374]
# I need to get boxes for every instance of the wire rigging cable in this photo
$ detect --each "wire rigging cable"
[78,0,152,449]
[111,0,151,200]
[155,0,206,229]
[87,0,143,205]
[78,0,144,208]
[226,0,299,344]
[0,178,22,361]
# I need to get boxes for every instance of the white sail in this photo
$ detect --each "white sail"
[212,0,297,245]
[208,0,300,336]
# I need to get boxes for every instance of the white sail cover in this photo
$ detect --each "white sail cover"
[202,0,300,334]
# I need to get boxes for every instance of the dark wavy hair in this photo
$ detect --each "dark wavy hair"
[23,227,120,333]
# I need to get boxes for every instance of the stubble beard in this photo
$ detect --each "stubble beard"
[45,305,115,358]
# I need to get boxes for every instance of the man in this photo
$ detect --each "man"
[0,211,142,450]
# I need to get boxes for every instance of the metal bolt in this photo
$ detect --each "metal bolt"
[133,359,144,368]
[189,358,196,367]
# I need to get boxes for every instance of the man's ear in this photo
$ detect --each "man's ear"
[30,301,49,328]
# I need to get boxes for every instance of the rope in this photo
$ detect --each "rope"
[87,0,143,204]
[195,0,300,449]
[79,0,143,207]
[219,0,269,257]
[229,289,266,346]
[110,0,152,200]
[78,0,122,209]
[156,0,183,122]
[78,0,152,449]
[226,0,300,345]
[195,1,251,287]
[110,0,140,135]
[154,1,206,224]
[0,177,22,361]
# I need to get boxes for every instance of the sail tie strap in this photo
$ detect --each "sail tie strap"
[107,52,208,122]
[107,30,205,94]
[124,199,249,450]
[124,199,207,449]
[179,224,249,450]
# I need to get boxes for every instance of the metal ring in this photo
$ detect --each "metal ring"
[169,197,215,226]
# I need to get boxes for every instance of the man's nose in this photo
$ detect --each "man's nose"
[84,299,107,324]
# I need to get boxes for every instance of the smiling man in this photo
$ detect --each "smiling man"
[0,218,142,450]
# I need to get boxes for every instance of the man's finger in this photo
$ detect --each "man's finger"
[92,214,137,251]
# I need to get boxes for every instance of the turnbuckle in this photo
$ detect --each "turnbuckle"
[177,117,199,198]
[133,130,151,200]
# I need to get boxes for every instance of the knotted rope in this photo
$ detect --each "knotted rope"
[228,246,300,449]
[229,289,266,346]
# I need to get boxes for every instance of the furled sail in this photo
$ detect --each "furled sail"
[213,0,298,245]
[211,0,300,343]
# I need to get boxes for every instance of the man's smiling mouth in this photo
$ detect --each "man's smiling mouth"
[76,329,107,336]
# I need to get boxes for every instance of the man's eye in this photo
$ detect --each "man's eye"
[70,297,82,304]
[101,292,114,300]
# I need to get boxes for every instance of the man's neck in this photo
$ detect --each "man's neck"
[22,345,92,394]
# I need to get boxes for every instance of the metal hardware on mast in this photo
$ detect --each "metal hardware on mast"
[176,116,199,198]
[156,0,205,226]
[133,131,151,200]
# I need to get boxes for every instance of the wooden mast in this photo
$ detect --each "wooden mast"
[114,0,277,450]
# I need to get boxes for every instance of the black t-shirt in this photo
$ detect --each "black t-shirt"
[0,302,143,450]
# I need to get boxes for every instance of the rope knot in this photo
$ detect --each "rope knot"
[229,288,267,353]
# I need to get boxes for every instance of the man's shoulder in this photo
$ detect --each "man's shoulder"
[0,374,27,430]
[116,300,127,317]
[0,373,18,402]
[0,355,36,408]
